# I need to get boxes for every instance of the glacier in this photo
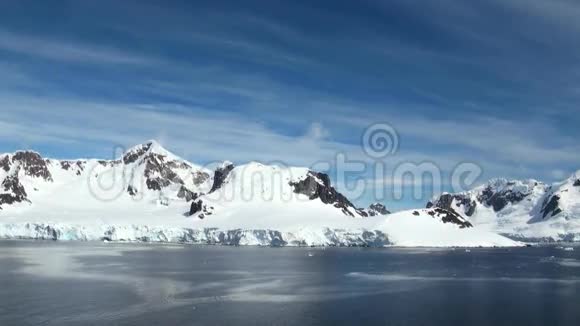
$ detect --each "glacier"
[0,223,391,247]
[0,209,521,248]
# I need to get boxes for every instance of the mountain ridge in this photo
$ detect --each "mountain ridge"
[0,140,522,247]
[428,173,580,242]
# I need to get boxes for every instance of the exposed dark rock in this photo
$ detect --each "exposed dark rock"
[3,174,27,195]
[127,185,137,196]
[210,163,235,193]
[69,161,84,170]
[428,193,477,216]
[428,208,473,228]
[177,186,198,202]
[188,199,211,217]
[0,155,10,172]
[146,178,171,191]
[0,193,26,206]
[102,144,197,193]
[0,173,29,208]
[12,151,53,181]
[142,153,184,190]
[111,143,193,192]
[192,171,210,186]
[289,171,358,217]
[541,195,562,218]
[412,211,420,216]
[166,160,191,169]
[366,203,391,216]
[459,199,477,216]
[574,179,580,187]
[60,161,71,170]
[477,185,529,212]
[123,143,152,164]
[60,160,85,175]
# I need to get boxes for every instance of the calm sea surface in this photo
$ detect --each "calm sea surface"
[0,241,579,325]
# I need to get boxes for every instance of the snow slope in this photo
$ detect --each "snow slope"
[0,141,520,247]
[428,174,580,242]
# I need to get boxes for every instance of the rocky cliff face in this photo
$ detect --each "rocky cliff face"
[427,193,477,216]
[123,142,210,193]
[289,171,364,217]
[186,162,235,219]
[476,180,541,212]
[12,151,53,182]
[60,160,86,176]
[540,194,562,218]
[534,174,580,221]
[0,172,29,209]
[365,203,391,216]
[425,207,473,228]
[428,179,546,218]
[0,151,55,209]
[0,155,11,172]
[209,162,234,193]
[0,141,212,210]
[0,143,378,221]
[426,173,580,241]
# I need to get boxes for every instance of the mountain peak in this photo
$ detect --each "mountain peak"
[479,178,543,194]
[123,140,179,164]
[143,139,162,151]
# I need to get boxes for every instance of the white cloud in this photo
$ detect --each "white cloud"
[0,92,509,179]
[327,110,580,165]
[0,12,577,184]
[499,0,580,33]
[0,67,570,184]
[0,94,338,165]
[0,29,155,65]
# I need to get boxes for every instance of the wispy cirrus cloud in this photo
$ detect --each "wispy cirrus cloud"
[0,29,155,65]
[1,0,580,209]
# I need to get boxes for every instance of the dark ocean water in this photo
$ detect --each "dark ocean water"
[0,241,579,326]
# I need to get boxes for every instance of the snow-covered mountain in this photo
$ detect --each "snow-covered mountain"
[0,141,213,213]
[427,175,580,242]
[0,141,519,247]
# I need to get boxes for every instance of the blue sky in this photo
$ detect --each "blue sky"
[1,0,580,210]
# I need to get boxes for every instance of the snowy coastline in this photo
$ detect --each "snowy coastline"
[0,220,522,248]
